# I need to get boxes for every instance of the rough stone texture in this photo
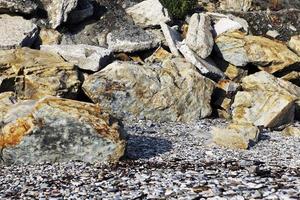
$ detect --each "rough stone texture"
[38,28,62,45]
[125,0,170,28]
[0,96,126,164]
[231,71,300,128]
[83,58,215,122]
[0,0,38,14]
[186,13,214,59]
[160,22,181,56]
[283,124,300,137]
[39,0,78,29]
[215,31,300,74]
[220,0,252,11]
[177,41,225,79]
[107,24,159,53]
[211,123,259,149]
[0,14,38,50]
[145,47,173,64]
[224,64,248,82]
[68,0,94,24]
[41,44,112,72]
[0,48,80,100]
[213,18,243,36]
[288,35,300,56]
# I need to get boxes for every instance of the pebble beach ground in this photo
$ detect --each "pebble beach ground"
[1,119,300,199]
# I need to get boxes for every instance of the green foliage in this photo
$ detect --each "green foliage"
[159,0,197,19]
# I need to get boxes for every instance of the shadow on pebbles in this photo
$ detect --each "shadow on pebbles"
[1,119,300,199]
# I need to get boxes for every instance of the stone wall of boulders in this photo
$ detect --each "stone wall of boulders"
[0,0,300,164]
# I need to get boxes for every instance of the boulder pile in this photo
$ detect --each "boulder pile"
[0,0,300,164]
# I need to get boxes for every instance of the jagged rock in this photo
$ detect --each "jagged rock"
[39,28,62,45]
[282,71,300,86]
[126,0,171,28]
[231,71,300,128]
[145,47,173,63]
[160,22,181,56]
[0,0,38,14]
[186,13,213,59]
[68,0,94,24]
[177,42,225,79]
[39,0,78,29]
[0,14,38,50]
[0,96,126,164]
[211,123,259,149]
[288,35,300,56]
[41,44,112,72]
[0,48,80,100]
[107,24,159,53]
[213,18,243,36]
[83,58,215,122]
[215,31,300,74]
[219,0,252,11]
[282,125,300,137]
[224,64,248,82]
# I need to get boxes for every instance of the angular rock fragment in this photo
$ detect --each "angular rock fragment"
[0,48,80,100]
[39,0,78,29]
[107,25,159,53]
[211,123,259,149]
[83,58,215,122]
[213,18,243,36]
[126,0,171,28]
[145,47,173,64]
[41,44,112,72]
[177,42,225,79]
[39,28,62,45]
[288,35,300,56]
[224,64,248,82]
[160,22,181,56]
[186,13,214,59]
[0,14,38,50]
[0,0,38,15]
[0,96,126,164]
[215,31,300,74]
[219,0,252,11]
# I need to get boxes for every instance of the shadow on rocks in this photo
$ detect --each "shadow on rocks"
[123,135,173,160]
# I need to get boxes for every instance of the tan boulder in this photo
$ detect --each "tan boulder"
[0,96,126,164]
[0,48,80,100]
[215,31,300,74]
[211,123,259,149]
[83,58,215,122]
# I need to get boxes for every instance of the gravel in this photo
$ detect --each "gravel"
[1,119,300,199]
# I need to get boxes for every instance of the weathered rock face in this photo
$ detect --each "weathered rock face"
[0,14,38,50]
[215,31,300,74]
[220,0,252,11]
[186,13,214,59]
[0,48,80,100]
[126,0,171,28]
[107,24,159,53]
[0,0,38,15]
[211,123,259,149]
[231,71,300,128]
[288,35,300,56]
[39,0,78,29]
[41,44,112,72]
[83,58,215,122]
[0,96,126,164]
[38,28,62,45]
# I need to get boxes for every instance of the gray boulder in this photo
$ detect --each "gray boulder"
[0,14,38,50]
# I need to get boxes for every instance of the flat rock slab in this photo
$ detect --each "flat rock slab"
[0,14,38,50]
[0,96,126,164]
[41,44,112,72]
[126,0,171,28]
[0,0,38,14]
[83,58,215,122]
[107,24,159,53]
[0,48,80,100]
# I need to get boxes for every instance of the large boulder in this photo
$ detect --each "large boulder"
[0,48,80,100]
[41,44,112,72]
[215,31,300,74]
[186,13,214,59]
[231,71,300,128]
[0,96,126,164]
[0,14,38,50]
[83,58,215,122]
[126,0,171,28]
[38,0,78,29]
[0,0,38,15]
